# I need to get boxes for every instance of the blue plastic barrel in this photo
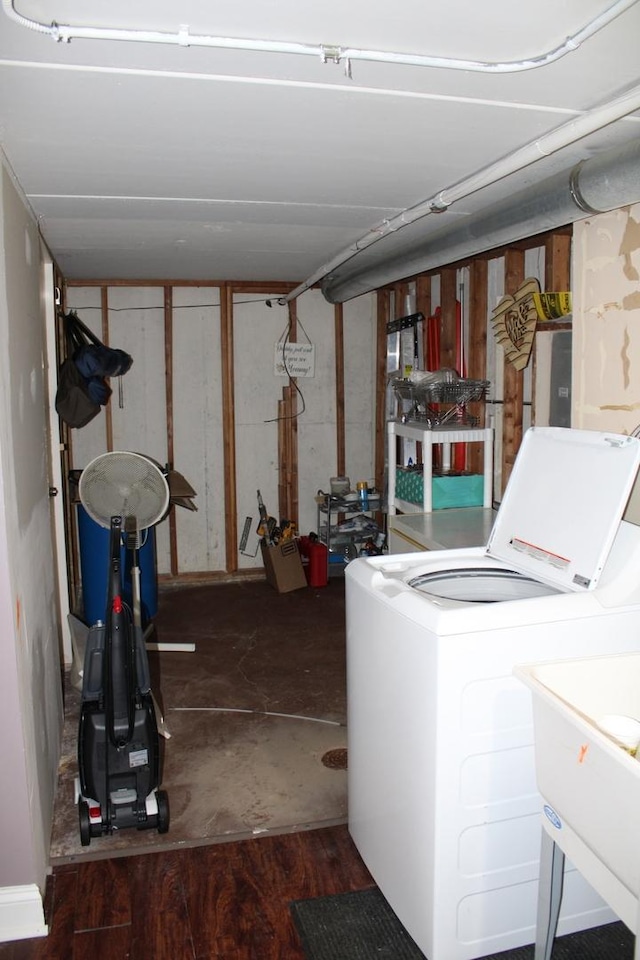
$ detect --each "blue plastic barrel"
[77,505,158,626]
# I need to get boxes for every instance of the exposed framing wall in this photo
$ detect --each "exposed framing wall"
[374,226,572,502]
[59,226,570,604]
[61,280,375,604]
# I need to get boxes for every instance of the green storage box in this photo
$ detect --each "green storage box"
[395,468,484,509]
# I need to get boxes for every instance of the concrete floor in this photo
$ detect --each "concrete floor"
[50,576,348,863]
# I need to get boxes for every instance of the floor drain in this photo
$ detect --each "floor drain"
[321,748,348,770]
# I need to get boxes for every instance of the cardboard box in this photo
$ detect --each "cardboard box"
[70,464,198,512]
[167,469,197,511]
[260,539,307,593]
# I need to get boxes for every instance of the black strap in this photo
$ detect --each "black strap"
[62,313,81,356]
[62,310,104,353]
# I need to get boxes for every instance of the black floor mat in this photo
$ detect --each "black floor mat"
[291,887,425,960]
[290,886,635,960]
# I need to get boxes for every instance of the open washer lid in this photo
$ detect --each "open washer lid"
[486,427,640,592]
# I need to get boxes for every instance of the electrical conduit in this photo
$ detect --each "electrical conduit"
[1,0,636,73]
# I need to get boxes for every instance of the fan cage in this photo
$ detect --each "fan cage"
[79,451,170,531]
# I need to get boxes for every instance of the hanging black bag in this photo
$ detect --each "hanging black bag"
[55,311,134,428]
[55,312,104,428]
[55,356,101,428]
[65,311,133,379]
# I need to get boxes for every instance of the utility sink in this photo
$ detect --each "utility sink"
[515,652,640,933]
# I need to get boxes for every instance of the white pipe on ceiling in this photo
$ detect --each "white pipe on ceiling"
[1,0,637,74]
[321,137,640,302]
[3,0,639,300]
[286,83,640,302]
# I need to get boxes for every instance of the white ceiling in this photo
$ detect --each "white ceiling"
[1,0,639,293]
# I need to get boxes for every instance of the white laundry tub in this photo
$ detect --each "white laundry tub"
[515,651,640,932]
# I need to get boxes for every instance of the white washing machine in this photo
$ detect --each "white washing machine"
[346,426,640,960]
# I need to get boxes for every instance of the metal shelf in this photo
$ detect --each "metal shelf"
[316,495,380,567]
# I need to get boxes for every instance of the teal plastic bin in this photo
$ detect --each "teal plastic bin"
[395,468,484,509]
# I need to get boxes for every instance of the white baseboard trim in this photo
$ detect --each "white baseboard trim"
[0,884,47,942]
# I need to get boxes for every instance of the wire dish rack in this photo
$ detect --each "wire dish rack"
[391,376,491,426]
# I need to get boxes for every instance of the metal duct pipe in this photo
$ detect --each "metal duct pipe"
[320,137,640,303]
[286,83,640,303]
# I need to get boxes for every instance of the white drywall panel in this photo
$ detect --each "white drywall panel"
[573,204,640,437]
[105,287,170,572]
[107,286,167,461]
[172,287,225,573]
[0,161,62,900]
[233,293,290,570]
[298,424,340,539]
[295,289,337,538]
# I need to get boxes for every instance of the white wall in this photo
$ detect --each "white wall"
[342,294,377,494]
[573,203,640,436]
[172,287,225,572]
[0,156,63,935]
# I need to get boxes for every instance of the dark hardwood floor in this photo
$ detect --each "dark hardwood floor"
[0,825,374,960]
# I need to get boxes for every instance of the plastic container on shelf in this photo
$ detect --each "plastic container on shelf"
[357,481,369,510]
[330,476,350,496]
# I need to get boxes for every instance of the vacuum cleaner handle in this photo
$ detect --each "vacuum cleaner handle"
[105,516,136,747]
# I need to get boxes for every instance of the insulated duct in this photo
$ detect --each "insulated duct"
[320,137,640,304]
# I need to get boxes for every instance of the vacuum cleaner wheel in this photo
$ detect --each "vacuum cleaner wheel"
[77,789,170,846]
[78,799,91,847]
[156,790,170,834]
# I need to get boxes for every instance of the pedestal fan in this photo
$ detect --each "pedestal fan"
[76,452,170,845]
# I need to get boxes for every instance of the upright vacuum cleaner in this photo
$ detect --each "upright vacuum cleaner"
[77,515,169,845]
